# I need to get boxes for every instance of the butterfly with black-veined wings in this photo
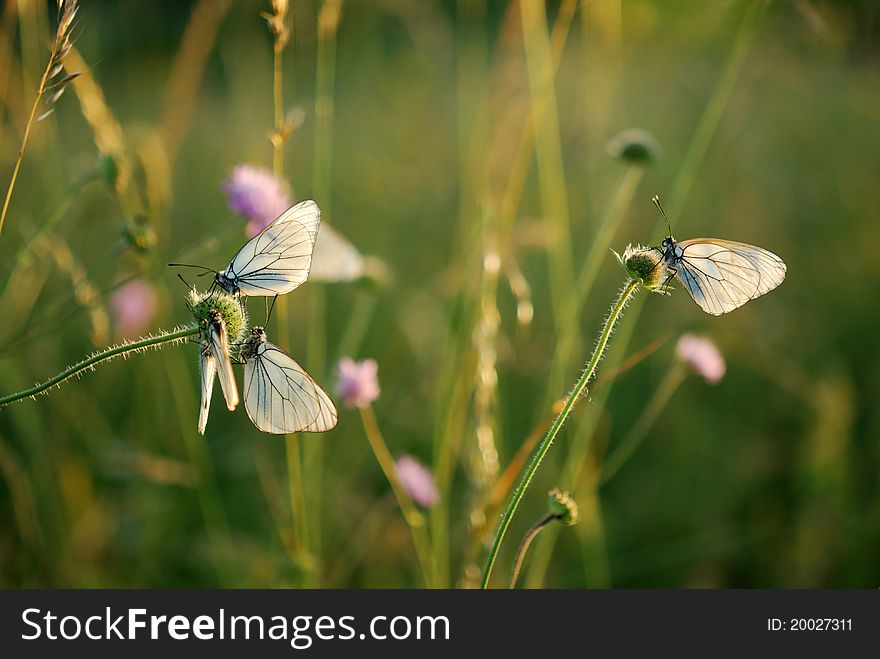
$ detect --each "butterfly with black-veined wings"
[197,344,216,435]
[213,199,321,297]
[206,309,239,409]
[239,326,337,434]
[653,196,787,316]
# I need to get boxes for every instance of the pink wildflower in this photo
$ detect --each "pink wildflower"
[676,334,726,384]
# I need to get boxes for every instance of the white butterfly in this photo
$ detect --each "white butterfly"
[206,309,239,412]
[197,345,216,435]
[240,326,338,434]
[652,196,786,316]
[214,199,321,297]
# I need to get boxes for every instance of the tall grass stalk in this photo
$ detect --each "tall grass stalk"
[0,1,19,152]
[306,0,342,574]
[520,0,575,323]
[284,434,313,579]
[430,0,490,589]
[262,0,317,586]
[433,0,577,587]
[0,0,78,239]
[267,0,291,178]
[481,279,640,588]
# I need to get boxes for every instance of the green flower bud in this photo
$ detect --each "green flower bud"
[613,244,668,293]
[547,488,579,526]
[606,128,661,165]
[186,289,249,346]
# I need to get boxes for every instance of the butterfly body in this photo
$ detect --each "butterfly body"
[213,271,240,296]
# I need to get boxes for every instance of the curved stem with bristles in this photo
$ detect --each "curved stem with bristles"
[480,279,640,588]
[0,325,199,407]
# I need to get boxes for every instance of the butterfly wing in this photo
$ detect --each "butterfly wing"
[309,222,365,282]
[224,199,321,296]
[208,317,239,411]
[673,238,787,316]
[198,347,216,435]
[243,341,337,434]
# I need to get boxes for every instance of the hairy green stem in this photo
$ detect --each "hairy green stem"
[481,279,639,588]
[0,325,199,407]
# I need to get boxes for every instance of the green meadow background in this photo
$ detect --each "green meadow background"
[0,0,878,588]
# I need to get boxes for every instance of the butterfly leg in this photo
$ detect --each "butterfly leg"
[265,295,278,325]
[659,265,676,296]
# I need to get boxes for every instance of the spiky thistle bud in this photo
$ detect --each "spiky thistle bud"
[613,244,668,293]
[547,488,579,526]
[186,289,248,347]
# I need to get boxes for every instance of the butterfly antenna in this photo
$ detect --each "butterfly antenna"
[176,273,194,289]
[652,195,673,236]
[168,262,217,276]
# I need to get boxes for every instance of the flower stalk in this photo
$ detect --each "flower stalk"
[480,278,640,588]
[359,405,436,588]
[508,513,555,589]
[509,488,578,589]
[0,325,199,407]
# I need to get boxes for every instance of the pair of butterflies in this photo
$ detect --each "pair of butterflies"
[652,196,787,316]
[197,199,338,435]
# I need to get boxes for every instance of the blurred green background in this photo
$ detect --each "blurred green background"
[0,0,878,588]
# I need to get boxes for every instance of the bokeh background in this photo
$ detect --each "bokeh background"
[0,0,878,588]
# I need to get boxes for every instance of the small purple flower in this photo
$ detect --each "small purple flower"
[395,455,439,508]
[222,164,291,237]
[111,278,158,339]
[335,357,380,409]
[676,334,726,384]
